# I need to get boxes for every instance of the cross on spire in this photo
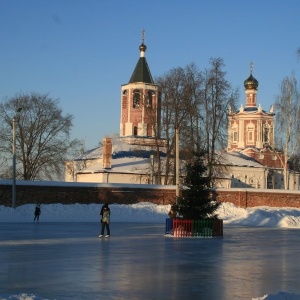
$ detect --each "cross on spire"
[141,29,145,44]
[250,61,253,74]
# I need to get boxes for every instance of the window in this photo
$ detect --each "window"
[133,126,138,136]
[231,122,238,143]
[247,130,254,143]
[248,131,253,142]
[233,131,238,142]
[246,123,255,144]
[147,91,154,107]
[264,127,269,143]
[133,90,140,108]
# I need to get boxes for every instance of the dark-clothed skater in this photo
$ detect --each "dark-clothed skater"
[34,205,41,221]
[99,203,110,238]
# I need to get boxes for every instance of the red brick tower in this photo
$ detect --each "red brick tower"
[120,32,161,145]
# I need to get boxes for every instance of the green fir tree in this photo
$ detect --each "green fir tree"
[173,151,220,219]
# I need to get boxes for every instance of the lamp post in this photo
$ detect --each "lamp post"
[12,108,22,208]
[175,127,179,198]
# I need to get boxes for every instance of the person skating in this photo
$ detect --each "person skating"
[99,204,110,238]
[34,204,41,221]
[100,203,110,217]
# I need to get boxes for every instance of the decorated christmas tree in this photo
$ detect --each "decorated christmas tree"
[173,151,220,219]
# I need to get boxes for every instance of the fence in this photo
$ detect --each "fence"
[165,218,223,237]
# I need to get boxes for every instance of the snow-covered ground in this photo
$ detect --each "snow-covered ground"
[1,202,300,300]
[1,202,300,228]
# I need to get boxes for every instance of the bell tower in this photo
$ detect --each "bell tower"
[120,31,161,143]
[244,62,258,108]
[228,64,275,151]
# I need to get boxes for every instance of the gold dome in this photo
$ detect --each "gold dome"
[244,74,258,90]
[139,43,147,52]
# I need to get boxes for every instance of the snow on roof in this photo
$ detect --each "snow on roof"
[78,156,151,174]
[73,137,168,174]
[74,137,164,161]
[74,137,268,177]
[75,146,102,160]
[221,151,263,167]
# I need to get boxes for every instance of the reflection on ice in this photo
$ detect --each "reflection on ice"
[1,221,300,299]
[0,237,94,246]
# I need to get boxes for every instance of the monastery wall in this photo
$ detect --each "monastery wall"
[1,181,300,209]
[0,182,175,207]
[215,188,300,208]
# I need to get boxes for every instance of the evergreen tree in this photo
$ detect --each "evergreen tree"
[173,151,220,219]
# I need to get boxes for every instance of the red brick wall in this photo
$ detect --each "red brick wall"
[0,183,175,207]
[2,182,300,209]
[215,188,300,208]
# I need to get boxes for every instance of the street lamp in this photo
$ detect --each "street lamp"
[175,127,179,198]
[12,107,22,208]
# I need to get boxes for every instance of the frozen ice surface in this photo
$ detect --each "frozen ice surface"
[1,223,300,300]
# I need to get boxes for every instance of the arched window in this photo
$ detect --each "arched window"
[231,122,238,143]
[246,122,255,144]
[264,127,269,143]
[233,131,238,143]
[133,90,140,108]
[147,91,154,107]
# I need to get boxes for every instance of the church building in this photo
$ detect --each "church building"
[217,65,299,190]
[65,36,300,190]
[65,34,166,184]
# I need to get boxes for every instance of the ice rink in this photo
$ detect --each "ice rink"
[1,222,300,300]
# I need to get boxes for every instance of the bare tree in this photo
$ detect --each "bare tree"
[155,60,238,186]
[0,92,83,180]
[156,65,197,184]
[289,153,300,172]
[177,63,204,155]
[275,74,300,189]
[199,58,239,184]
[138,89,164,184]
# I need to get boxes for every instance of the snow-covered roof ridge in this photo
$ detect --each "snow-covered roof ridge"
[78,156,151,174]
[220,151,263,167]
[73,137,166,162]
[74,146,102,160]
[0,179,176,189]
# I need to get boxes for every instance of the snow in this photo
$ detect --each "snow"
[2,202,300,300]
[2,202,300,228]
[253,292,300,300]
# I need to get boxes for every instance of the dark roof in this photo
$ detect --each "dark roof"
[129,57,154,84]
[244,107,258,112]
[232,107,269,114]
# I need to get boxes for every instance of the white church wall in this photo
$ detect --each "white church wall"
[76,172,150,184]
[289,172,300,191]
[125,123,133,136]
[76,173,106,183]
[216,165,267,189]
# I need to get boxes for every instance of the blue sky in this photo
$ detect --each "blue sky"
[0,0,300,150]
